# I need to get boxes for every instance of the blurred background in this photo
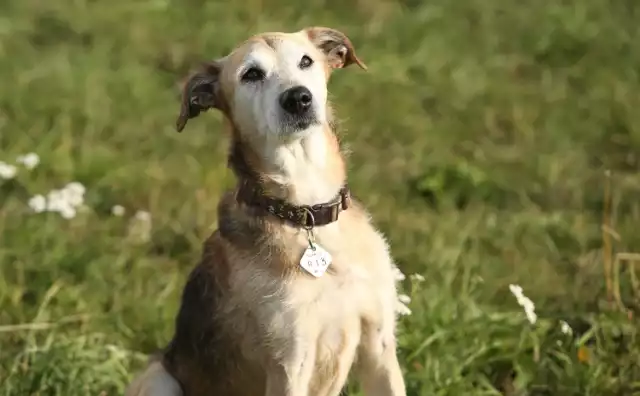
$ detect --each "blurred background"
[1,0,640,395]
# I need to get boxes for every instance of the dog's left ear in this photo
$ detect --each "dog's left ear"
[304,27,367,70]
[176,61,224,133]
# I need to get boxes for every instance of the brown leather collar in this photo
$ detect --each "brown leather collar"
[236,180,351,228]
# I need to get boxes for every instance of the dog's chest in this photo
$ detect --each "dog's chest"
[231,216,398,395]
[287,225,393,341]
[291,226,384,302]
[288,218,396,313]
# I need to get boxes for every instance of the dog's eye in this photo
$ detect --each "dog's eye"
[241,67,265,82]
[299,55,314,69]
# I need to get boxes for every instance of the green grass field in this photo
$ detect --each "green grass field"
[2,0,640,395]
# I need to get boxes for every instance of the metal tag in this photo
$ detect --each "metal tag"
[299,242,332,277]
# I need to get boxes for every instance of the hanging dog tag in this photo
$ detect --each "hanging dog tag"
[299,242,332,277]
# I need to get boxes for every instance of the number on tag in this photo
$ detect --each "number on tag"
[299,243,333,277]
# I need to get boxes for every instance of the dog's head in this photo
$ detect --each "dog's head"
[175,27,366,143]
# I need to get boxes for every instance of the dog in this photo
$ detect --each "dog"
[125,26,407,396]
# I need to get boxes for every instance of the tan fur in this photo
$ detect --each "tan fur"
[125,27,405,396]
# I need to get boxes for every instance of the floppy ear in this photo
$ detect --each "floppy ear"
[176,61,224,132]
[304,27,367,70]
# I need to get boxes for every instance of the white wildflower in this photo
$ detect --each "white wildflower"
[16,153,40,169]
[0,161,17,179]
[560,320,572,335]
[111,205,125,216]
[396,300,412,316]
[28,181,86,219]
[509,284,523,297]
[393,266,406,281]
[398,294,411,304]
[59,205,77,219]
[61,182,85,207]
[128,210,153,243]
[392,267,411,315]
[46,189,66,212]
[65,182,86,197]
[410,273,425,282]
[134,210,151,222]
[28,195,46,213]
[509,284,537,324]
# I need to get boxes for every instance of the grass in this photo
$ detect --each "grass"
[1,0,640,394]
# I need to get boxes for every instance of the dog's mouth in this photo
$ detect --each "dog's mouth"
[282,113,319,133]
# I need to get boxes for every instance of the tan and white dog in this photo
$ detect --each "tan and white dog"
[125,27,407,396]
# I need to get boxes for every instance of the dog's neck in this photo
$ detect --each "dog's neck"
[229,124,346,207]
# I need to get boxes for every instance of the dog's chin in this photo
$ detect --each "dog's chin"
[280,115,321,137]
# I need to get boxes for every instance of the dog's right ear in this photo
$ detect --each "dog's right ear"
[176,61,223,133]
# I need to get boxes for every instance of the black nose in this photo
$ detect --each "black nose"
[279,86,313,115]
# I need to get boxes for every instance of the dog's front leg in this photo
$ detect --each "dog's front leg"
[265,341,316,396]
[357,323,406,396]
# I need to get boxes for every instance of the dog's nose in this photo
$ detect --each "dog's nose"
[279,86,313,115]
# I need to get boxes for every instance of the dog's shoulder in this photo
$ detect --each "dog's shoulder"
[163,232,226,359]
[163,231,260,394]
